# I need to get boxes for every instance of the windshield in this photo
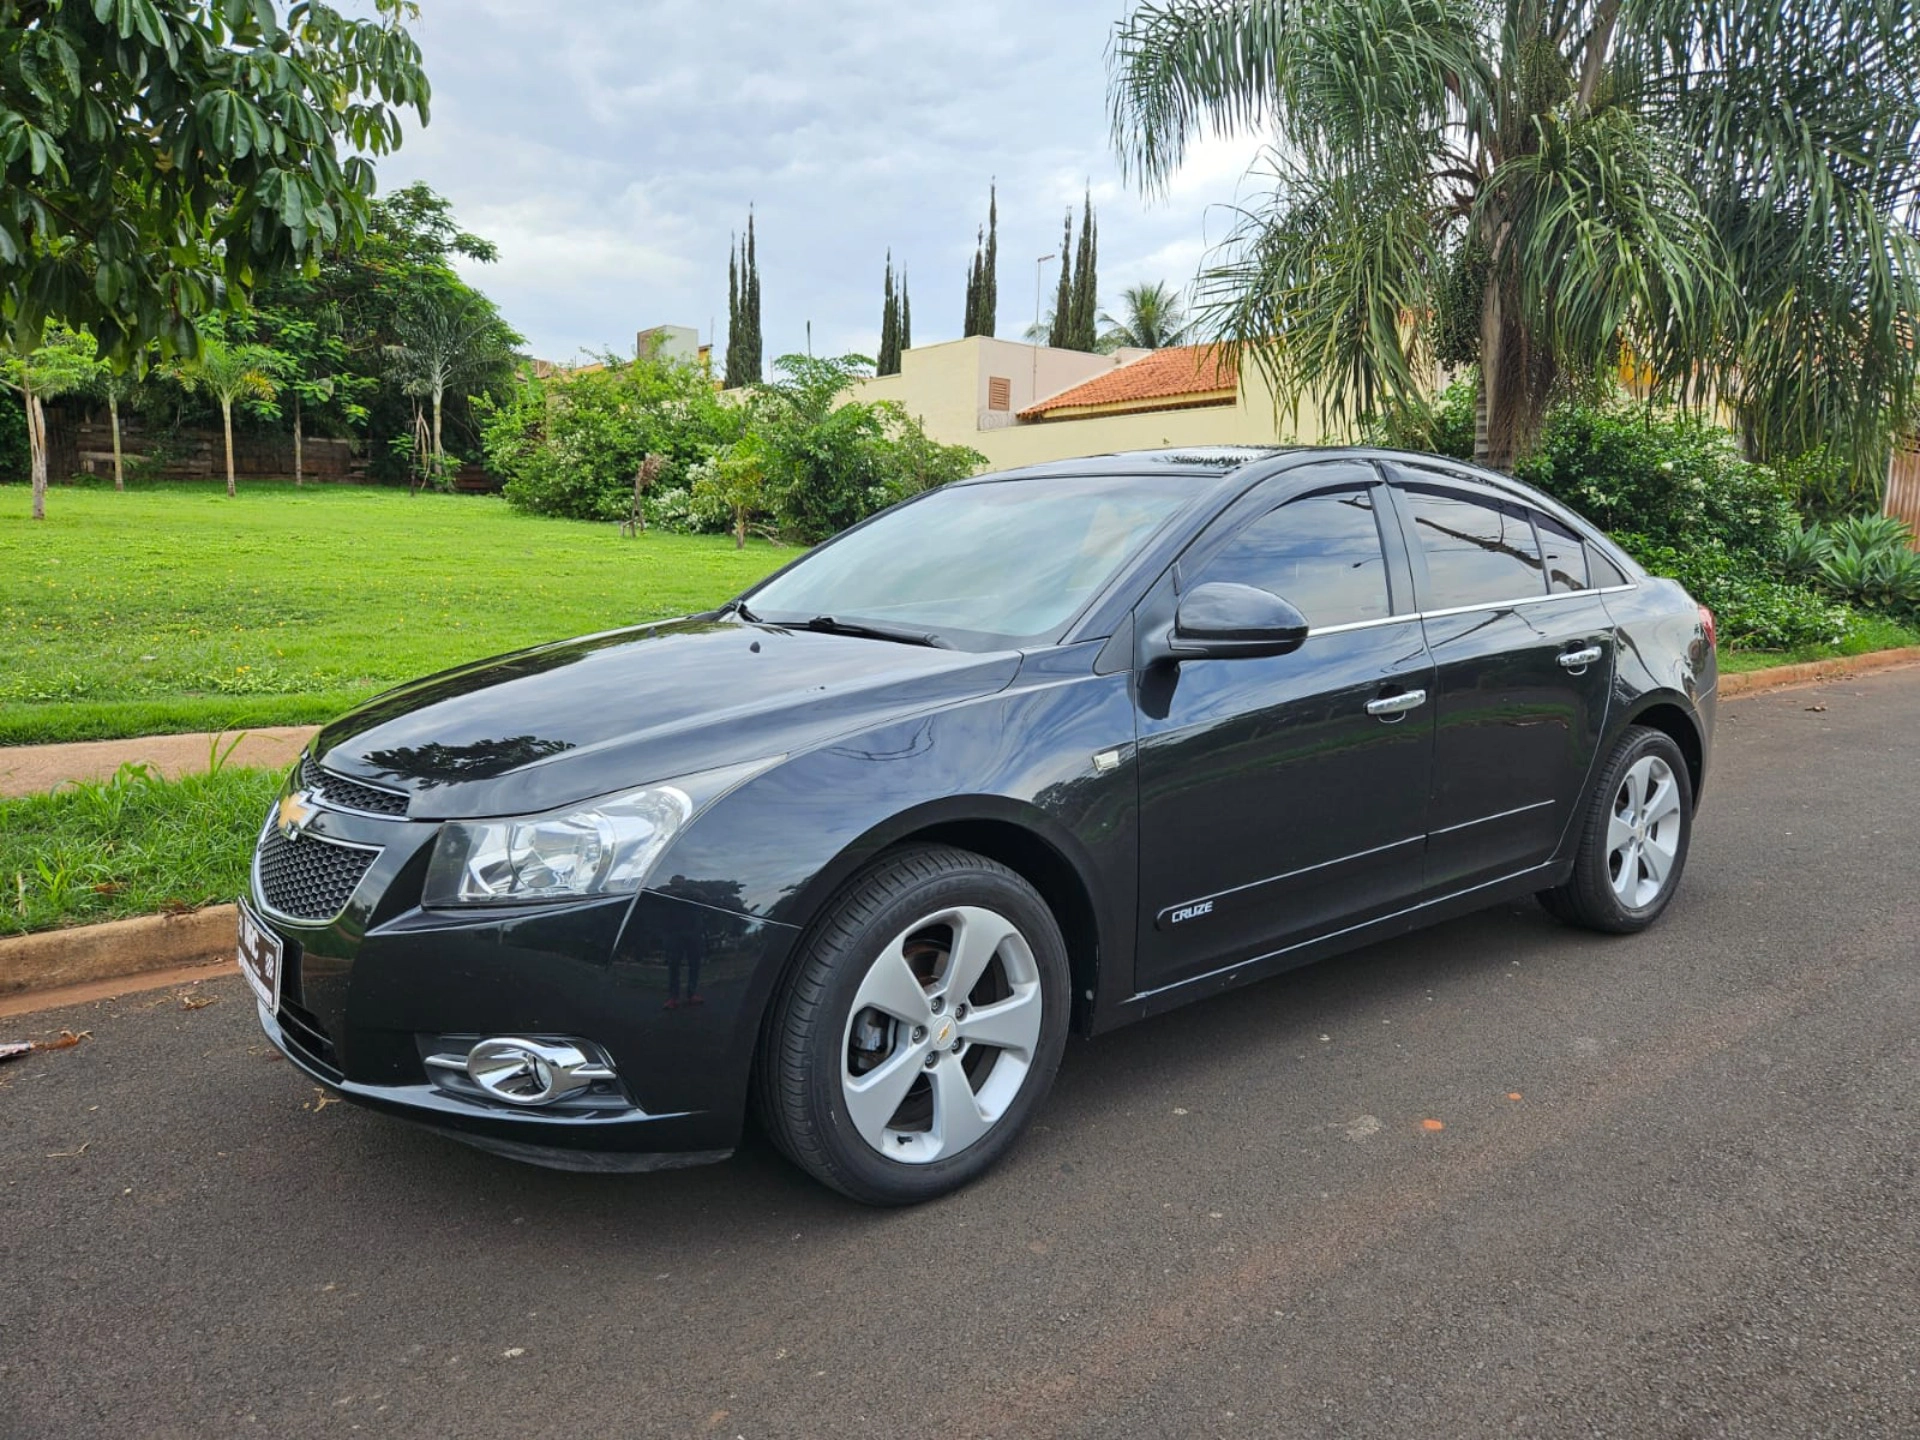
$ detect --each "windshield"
[745,475,1199,646]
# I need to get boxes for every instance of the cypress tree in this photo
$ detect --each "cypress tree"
[979,183,998,337]
[963,226,987,337]
[878,252,900,375]
[900,273,911,352]
[743,211,762,384]
[1047,209,1074,349]
[725,235,742,388]
[1070,192,1099,351]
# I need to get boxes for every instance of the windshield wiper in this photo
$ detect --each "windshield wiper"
[796,614,951,648]
[724,599,763,624]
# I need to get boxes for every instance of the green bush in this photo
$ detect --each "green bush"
[1621,535,1849,650]
[1364,375,1478,459]
[1812,515,1920,619]
[0,389,26,482]
[481,356,745,524]
[1516,401,1799,559]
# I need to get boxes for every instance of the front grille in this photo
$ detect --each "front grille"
[256,828,379,924]
[301,755,409,817]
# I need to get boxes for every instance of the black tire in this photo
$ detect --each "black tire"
[756,844,1070,1205]
[1539,725,1695,934]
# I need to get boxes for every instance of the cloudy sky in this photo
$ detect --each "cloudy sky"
[371,0,1268,366]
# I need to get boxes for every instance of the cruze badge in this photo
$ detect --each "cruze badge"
[276,792,317,841]
[1164,899,1215,927]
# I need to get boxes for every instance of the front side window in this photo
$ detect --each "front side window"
[1401,487,1546,608]
[1191,489,1391,627]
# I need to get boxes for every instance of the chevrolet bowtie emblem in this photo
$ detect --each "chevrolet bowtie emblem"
[276,792,316,841]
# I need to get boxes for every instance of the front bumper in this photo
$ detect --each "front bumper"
[246,790,800,1166]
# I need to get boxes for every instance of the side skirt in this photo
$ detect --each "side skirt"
[1092,861,1561,1033]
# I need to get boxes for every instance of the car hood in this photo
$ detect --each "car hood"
[312,618,1023,819]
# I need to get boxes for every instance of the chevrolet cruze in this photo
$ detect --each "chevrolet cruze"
[240,446,1715,1203]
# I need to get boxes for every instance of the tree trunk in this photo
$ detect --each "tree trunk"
[25,377,47,521]
[292,392,303,487]
[431,387,444,486]
[109,392,124,491]
[221,399,236,497]
[1474,275,1554,473]
[734,508,746,549]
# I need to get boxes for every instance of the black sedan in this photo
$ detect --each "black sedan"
[241,446,1716,1204]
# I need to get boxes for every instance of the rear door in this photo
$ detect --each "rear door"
[1384,468,1615,893]
[1133,464,1435,992]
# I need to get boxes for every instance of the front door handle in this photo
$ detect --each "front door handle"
[1558,645,1604,671]
[1366,688,1428,718]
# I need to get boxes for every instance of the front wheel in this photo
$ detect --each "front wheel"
[756,845,1070,1205]
[1540,725,1694,934]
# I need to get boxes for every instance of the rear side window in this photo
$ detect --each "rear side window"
[1401,487,1546,608]
[1192,489,1391,627]
[1587,545,1631,588]
[1535,513,1589,592]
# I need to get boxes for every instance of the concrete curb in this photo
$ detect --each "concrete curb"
[1719,645,1920,698]
[0,905,235,999]
[0,726,319,800]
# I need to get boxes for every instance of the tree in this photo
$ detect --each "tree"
[1108,0,1920,472]
[175,333,281,496]
[1,0,431,369]
[1099,281,1191,351]
[1047,212,1074,349]
[724,212,763,388]
[961,185,999,338]
[1,323,105,517]
[93,362,139,490]
[691,436,769,549]
[877,252,902,376]
[900,276,911,353]
[385,290,516,487]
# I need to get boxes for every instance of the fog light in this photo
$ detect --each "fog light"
[426,1037,617,1107]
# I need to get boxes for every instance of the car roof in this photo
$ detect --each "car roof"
[959,446,1300,483]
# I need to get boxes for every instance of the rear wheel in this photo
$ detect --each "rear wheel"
[757,845,1070,1205]
[1540,725,1694,933]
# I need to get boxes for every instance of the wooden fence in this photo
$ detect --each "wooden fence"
[1889,440,1920,545]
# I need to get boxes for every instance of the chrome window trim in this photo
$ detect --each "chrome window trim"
[1303,581,1638,638]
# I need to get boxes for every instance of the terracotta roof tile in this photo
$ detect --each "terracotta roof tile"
[1019,344,1235,418]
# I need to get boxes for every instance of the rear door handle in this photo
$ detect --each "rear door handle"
[1366,689,1428,718]
[1558,645,1604,670]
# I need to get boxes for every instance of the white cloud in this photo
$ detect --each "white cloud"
[371,1,1276,362]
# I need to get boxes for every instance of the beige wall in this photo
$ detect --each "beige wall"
[851,336,1345,473]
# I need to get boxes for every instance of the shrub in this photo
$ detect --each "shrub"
[1365,375,1478,460]
[1813,516,1920,619]
[1621,535,1849,650]
[1516,400,1799,559]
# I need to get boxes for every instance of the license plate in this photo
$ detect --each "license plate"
[237,903,283,1011]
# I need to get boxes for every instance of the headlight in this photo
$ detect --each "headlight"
[421,757,778,907]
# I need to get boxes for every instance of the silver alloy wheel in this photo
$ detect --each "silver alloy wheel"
[1607,755,1682,908]
[839,904,1044,1164]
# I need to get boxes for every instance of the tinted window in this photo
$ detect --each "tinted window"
[1402,488,1545,607]
[1193,489,1391,627]
[1535,513,1588,592]
[1587,545,1631,588]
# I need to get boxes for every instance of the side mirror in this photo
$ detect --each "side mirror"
[1168,582,1310,660]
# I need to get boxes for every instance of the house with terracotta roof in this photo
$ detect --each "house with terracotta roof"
[853,335,1338,471]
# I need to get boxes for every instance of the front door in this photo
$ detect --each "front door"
[1385,471,1615,893]
[1134,469,1436,994]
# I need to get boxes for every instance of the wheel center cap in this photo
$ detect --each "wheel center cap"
[932,1016,956,1049]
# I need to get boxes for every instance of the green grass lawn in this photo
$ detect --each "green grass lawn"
[1717,613,1920,674]
[0,479,790,745]
[0,761,283,935]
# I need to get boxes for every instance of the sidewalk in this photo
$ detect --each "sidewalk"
[0,726,319,799]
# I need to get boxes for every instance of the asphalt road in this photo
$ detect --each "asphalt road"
[5,669,1918,1439]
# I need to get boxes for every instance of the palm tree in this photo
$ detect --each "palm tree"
[1108,0,1920,472]
[386,292,509,485]
[177,337,281,497]
[1098,281,1191,351]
